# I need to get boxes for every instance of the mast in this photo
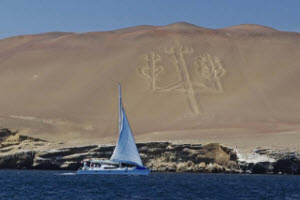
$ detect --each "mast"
[119,83,122,134]
[110,84,143,167]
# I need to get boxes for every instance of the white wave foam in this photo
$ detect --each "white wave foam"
[58,173,76,175]
[236,148,275,163]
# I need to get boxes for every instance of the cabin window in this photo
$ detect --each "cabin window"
[104,166,117,169]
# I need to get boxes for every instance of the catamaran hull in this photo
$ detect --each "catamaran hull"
[76,168,150,176]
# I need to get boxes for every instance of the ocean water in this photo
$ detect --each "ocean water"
[0,170,299,200]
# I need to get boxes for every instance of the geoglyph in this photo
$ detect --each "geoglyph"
[138,43,226,115]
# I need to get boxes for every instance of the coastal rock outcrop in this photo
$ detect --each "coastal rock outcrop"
[273,154,300,174]
[0,129,239,172]
[142,143,239,173]
[1,129,300,174]
[26,142,241,173]
[237,148,300,174]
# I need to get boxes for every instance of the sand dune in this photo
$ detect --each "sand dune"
[0,23,300,151]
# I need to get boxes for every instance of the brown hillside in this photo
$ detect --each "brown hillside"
[0,23,300,152]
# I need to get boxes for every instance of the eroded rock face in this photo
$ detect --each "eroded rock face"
[1,129,300,174]
[31,142,240,172]
[143,143,239,173]
[0,151,35,169]
[237,149,300,174]
[273,154,300,174]
[0,130,239,172]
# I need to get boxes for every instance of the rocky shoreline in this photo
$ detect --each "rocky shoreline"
[0,129,299,174]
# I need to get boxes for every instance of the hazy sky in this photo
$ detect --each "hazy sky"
[1,0,300,39]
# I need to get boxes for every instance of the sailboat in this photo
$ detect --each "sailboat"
[76,84,150,175]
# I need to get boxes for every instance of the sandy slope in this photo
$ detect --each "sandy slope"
[0,22,300,152]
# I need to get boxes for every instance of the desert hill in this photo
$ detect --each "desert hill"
[0,23,300,152]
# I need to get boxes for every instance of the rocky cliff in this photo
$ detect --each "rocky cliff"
[0,128,299,174]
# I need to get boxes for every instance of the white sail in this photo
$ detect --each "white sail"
[110,85,143,167]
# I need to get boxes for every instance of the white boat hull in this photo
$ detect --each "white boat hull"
[76,167,150,176]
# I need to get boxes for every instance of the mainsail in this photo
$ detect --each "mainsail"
[110,84,143,167]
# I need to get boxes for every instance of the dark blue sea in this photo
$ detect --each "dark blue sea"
[0,170,299,200]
